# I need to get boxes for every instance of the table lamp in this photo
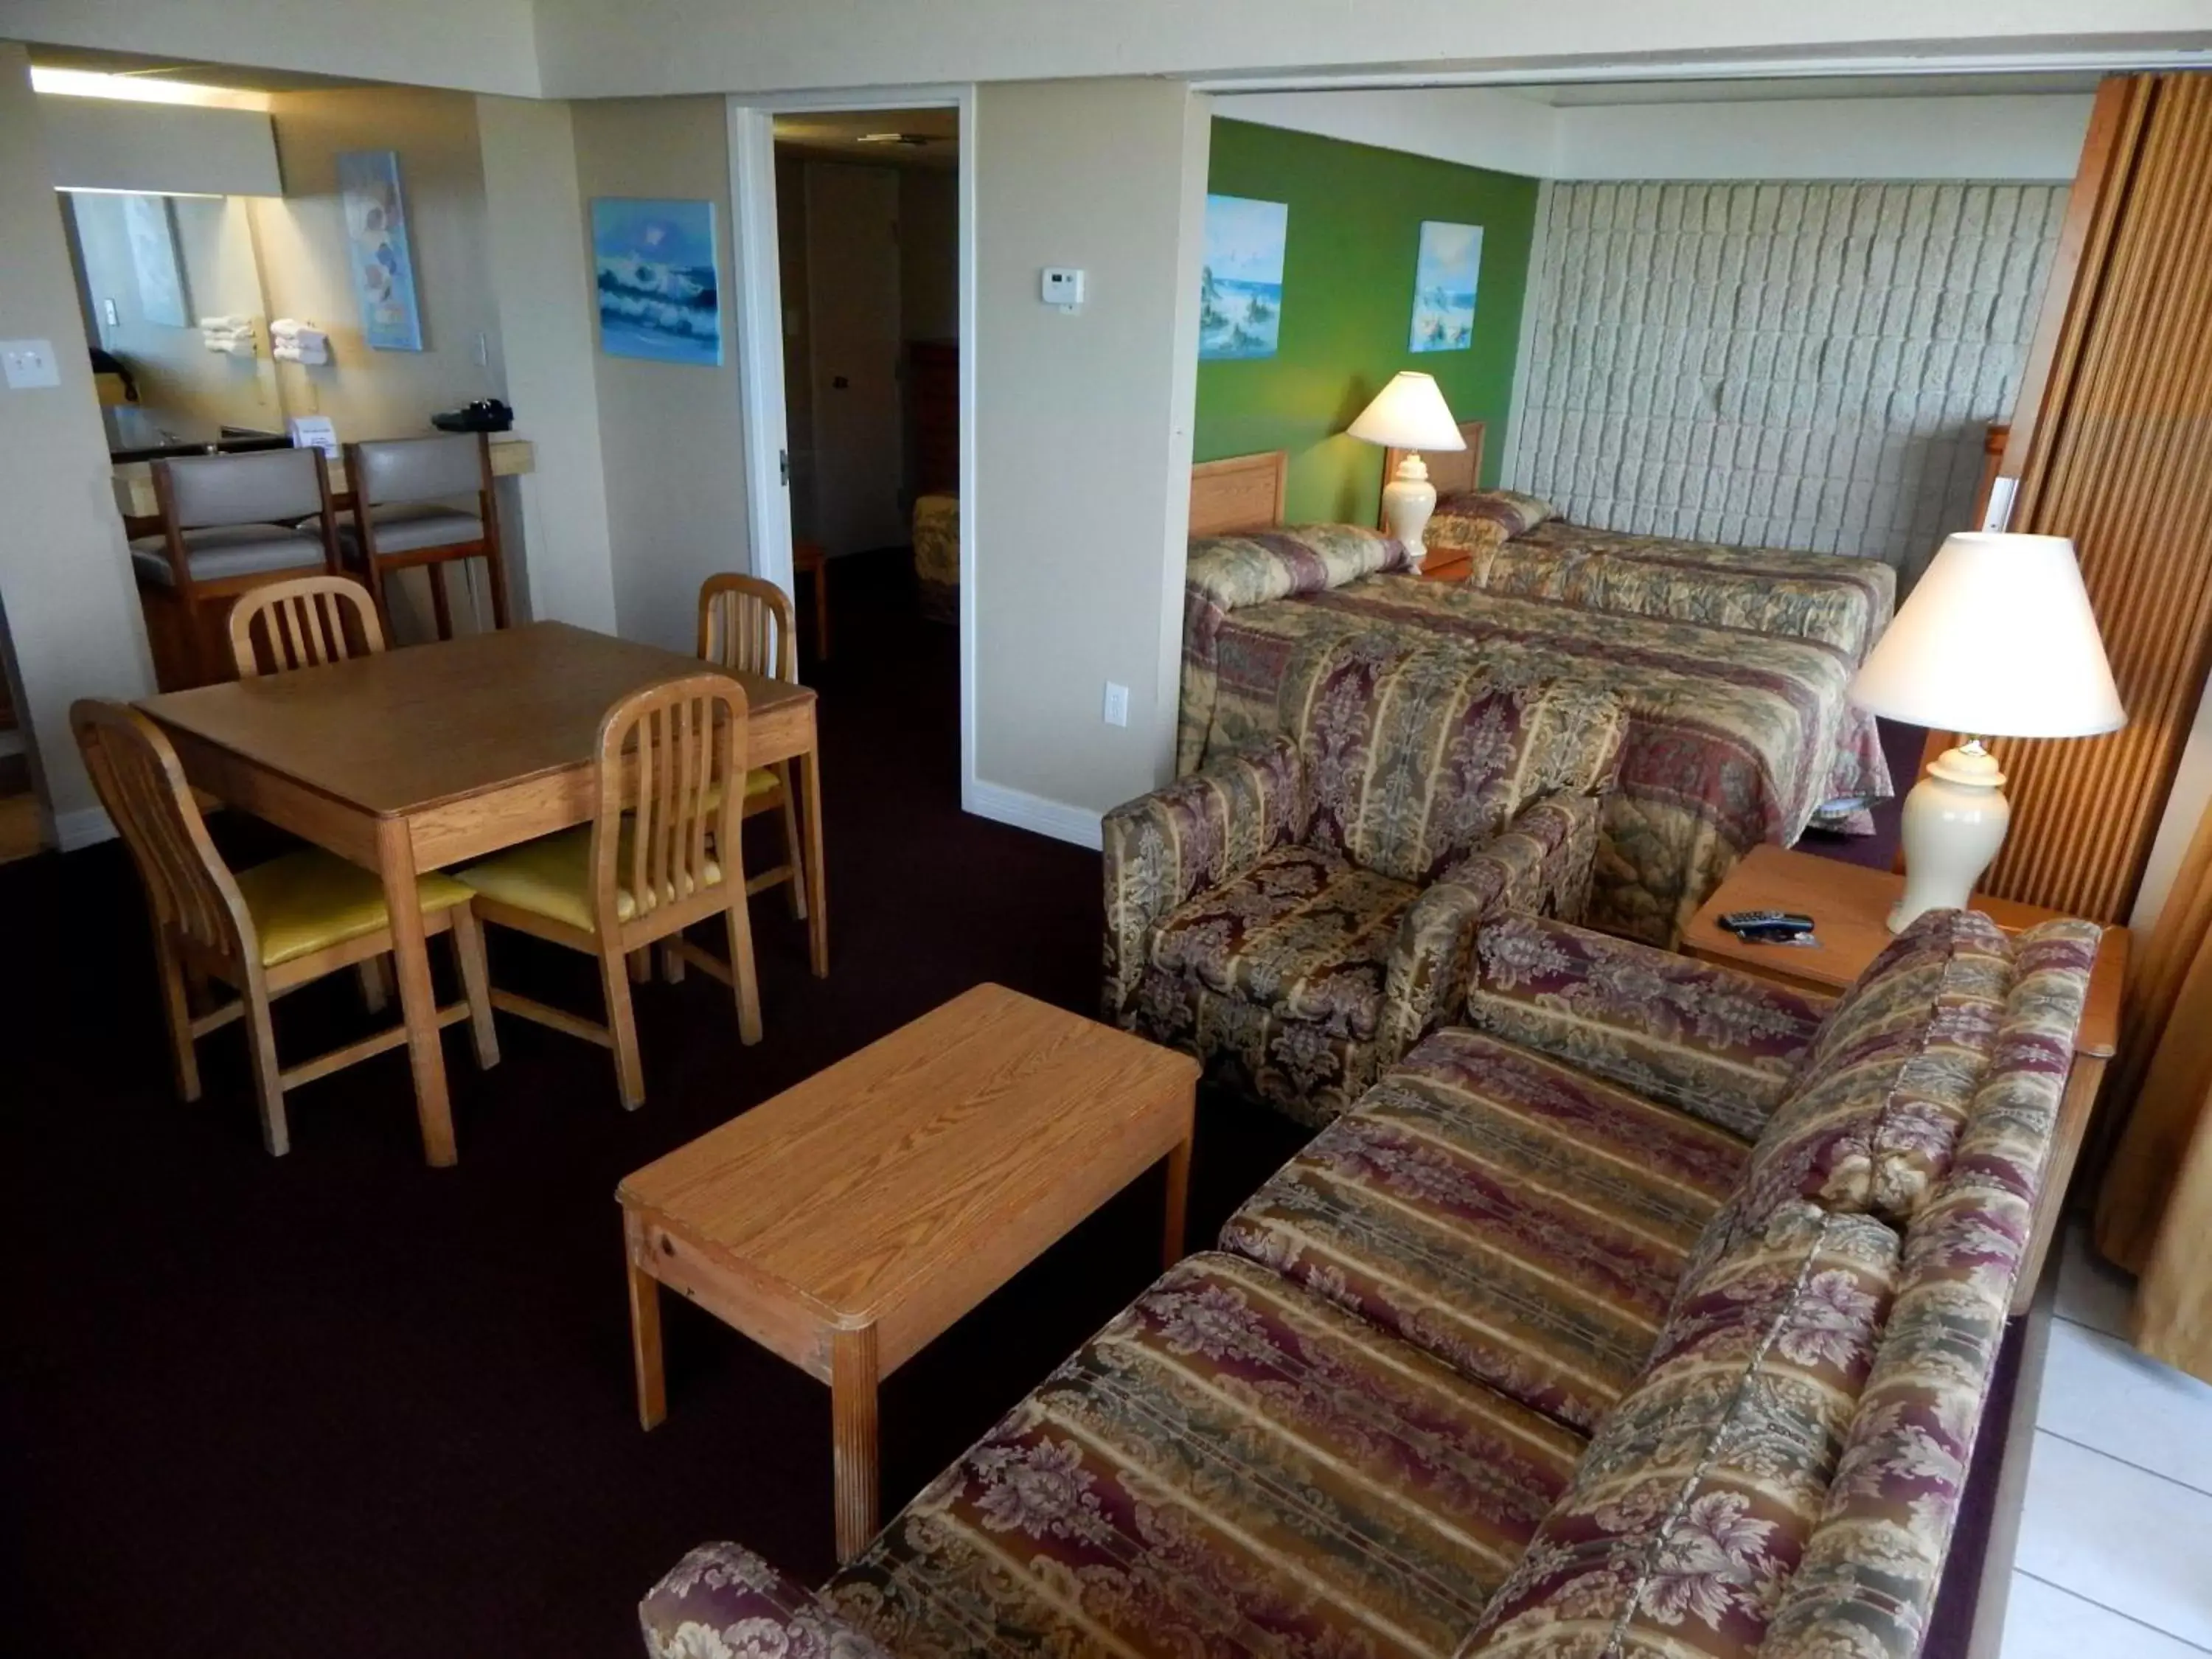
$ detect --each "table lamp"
[1346,371,1466,569]
[1848,531,2125,931]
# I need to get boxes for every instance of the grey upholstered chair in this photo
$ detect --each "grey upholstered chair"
[338,433,509,640]
[133,448,341,688]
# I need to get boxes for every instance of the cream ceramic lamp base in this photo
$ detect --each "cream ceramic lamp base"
[1889,740,2011,933]
[1381,454,1438,571]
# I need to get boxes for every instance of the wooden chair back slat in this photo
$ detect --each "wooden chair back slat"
[698,574,798,684]
[71,700,251,961]
[592,673,746,933]
[229,575,387,679]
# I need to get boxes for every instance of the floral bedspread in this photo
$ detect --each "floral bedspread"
[1430,501,1896,665]
[911,491,959,621]
[1180,527,1891,944]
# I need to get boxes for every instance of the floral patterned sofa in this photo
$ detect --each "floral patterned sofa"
[1102,641,1629,1124]
[641,905,2098,1659]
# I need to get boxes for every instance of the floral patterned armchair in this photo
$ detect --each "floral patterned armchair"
[1102,642,1627,1124]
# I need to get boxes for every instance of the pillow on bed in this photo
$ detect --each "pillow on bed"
[1431,488,1555,549]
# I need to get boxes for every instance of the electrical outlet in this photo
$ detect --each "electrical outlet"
[472,329,490,368]
[1102,681,1130,727]
[0,339,60,390]
[102,298,119,327]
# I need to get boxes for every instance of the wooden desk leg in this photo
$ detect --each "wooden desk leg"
[376,816,458,1167]
[625,1212,668,1430]
[800,736,830,978]
[1162,1119,1193,1269]
[830,1324,879,1564]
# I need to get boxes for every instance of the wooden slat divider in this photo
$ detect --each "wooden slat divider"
[1929,73,2212,923]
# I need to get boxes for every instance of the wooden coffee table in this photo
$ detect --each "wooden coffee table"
[616,984,1200,1562]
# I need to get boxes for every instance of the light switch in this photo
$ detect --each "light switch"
[1,339,60,390]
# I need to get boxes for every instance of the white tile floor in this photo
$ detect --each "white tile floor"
[2001,1226,2212,1657]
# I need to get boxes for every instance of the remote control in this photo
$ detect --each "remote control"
[1733,921,1820,945]
[1719,910,1815,931]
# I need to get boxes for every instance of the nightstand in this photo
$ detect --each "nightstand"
[1683,843,2127,1312]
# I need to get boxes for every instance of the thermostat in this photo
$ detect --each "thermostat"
[1041,268,1085,311]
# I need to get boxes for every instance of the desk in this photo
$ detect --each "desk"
[1683,844,2125,1310]
[138,622,827,1166]
[112,435,537,518]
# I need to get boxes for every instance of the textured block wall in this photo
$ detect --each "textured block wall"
[1509,181,2066,582]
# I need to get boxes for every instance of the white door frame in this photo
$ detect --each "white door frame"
[726,84,978,799]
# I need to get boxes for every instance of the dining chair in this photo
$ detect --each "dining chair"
[339,432,509,641]
[456,673,762,1110]
[697,573,808,922]
[229,574,387,679]
[72,699,498,1158]
[132,448,342,690]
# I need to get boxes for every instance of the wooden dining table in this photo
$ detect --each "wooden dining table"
[136,621,826,1166]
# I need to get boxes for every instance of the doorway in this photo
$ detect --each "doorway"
[727,88,974,796]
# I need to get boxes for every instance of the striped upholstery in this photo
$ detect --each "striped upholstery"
[1464,1205,1901,1658]
[829,1253,1587,1659]
[1737,908,2017,1229]
[1220,1027,1750,1433]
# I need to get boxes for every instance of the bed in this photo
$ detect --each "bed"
[912,491,959,622]
[1383,422,1896,665]
[1179,451,1891,944]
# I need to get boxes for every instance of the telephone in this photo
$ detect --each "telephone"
[432,398,514,434]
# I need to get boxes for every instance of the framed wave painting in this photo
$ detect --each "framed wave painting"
[1409,220,1481,353]
[1199,194,1287,361]
[591,197,723,367]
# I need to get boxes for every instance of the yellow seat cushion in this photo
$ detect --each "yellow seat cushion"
[699,768,782,814]
[456,824,723,934]
[233,848,473,970]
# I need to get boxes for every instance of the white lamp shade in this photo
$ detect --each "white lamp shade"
[1850,532,2125,739]
[1346,372,1466,452]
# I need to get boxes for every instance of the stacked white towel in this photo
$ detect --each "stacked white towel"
[198,315,257,356]
[270,318,331,366]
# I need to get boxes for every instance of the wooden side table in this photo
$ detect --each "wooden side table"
[791,539,831,661]
[1683,844,2126,1312]
[616,984,1198,1563]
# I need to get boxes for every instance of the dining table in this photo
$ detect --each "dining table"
[135,620,826,1166]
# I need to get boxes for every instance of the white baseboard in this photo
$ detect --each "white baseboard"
[964,779,1104,851]
[54,804,116,852]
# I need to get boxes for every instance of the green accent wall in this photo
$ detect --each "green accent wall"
[1196,119,1540,526]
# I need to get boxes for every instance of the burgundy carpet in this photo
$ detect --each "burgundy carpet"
[2,557,2000,1657]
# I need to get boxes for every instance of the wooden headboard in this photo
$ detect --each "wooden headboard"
[1189,451,1287,537]
[1380,420,1486,524]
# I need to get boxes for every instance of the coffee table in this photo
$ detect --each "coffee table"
[616,984,1200,1562]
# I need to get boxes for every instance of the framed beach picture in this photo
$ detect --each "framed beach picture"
[1199,194,1287,361]
[1409,220,1482,353]
[336,150,425,352]
[591,198,722,367]
[123,195,188,327]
